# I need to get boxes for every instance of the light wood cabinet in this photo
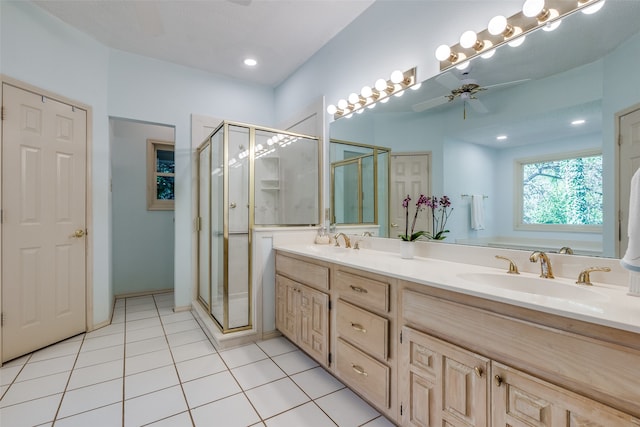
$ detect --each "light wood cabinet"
[492,362,640,427]
[401,326,489,427]
[275,273,329,366]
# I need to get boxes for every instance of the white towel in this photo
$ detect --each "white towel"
[471,195,485,231]
[621,168,640,295]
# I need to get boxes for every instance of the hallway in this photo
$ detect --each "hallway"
[0,293,392,426]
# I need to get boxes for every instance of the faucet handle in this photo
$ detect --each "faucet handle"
[495,255,520,274]
[576,267,611,286]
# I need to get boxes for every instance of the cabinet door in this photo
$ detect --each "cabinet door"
[275,275,297,341]
[492,362,640,427]
[401,327,489,427]
[298,284,330,365]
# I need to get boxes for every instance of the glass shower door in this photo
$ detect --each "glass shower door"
[210,128,225,326]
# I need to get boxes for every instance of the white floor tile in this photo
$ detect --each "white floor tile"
[160,311,194,325]
[57,378,123,418]
[315,388,380,427]
[67,359,123,390]
[124,385,187,427]
[182,370,241,408]
[30,340,82,362]
[272,350,318,375]
[191,393,260,427]
[290,367,345,399]
[125,348,174,376]
[170,339,216,363]
[54,402,123,427]
[166,329,208,348]
[0,371,69,407]
[1,364,24,386]
[231,358,286,390]
[0,393,62,427]
[1,384,9,398]
[15,354,76,382]
[1,354,30,368]
[163,319,200,335]
[256,337,297,357]
[175,353,227,382]
[125,336,169,358]
[145,411,193,426]
[264,401,336,427]
[218,343,267,369]
[81,333,125,352]
[126,316,162,332]
[125,297,155,309]
[125,325,165,344]
[124,365,180,399]
[85,323,125,339]
[126,308,159,322]
[362,416,396,427]
[245,378,309,419]
[75,345,124,368]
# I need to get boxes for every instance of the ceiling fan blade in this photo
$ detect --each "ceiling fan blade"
[412,96,450,113]
[482,78,531,90]
[435,72,462,90]
[468,98,489,113]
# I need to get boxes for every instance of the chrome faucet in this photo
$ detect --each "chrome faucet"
[529,251,554,278]
[334,232,351,248]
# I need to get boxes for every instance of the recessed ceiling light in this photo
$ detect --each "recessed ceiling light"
[244,58,257,67]
[496,135,508,140]
[571,119,586,125]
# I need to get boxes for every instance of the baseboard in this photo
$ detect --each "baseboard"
[88,319,111,333]
[114,288,173,299]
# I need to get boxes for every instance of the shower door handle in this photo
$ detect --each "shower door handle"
[230,202,237,209]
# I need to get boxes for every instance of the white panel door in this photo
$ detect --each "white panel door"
[390,154,431,238]
[619,107,640,257]
[2,84,87,362]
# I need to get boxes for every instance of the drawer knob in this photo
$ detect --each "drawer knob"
[474,366,483,378]
[494,375,503,387]
[350,285,368,294]
[351,323,367,333]
[351,364,368,376]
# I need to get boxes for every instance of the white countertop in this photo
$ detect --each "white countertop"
[274,242,640,335]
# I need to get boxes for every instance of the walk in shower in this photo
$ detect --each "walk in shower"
[197,121,320,333]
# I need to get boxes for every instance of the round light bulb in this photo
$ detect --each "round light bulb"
[337,99,348,110]
[582,0,605,14]
[508,35,526,47]
[367,102,376,109]
[375,78,388,92]
[390,70,404,84]
[327,104,337,115]
[410,82,422,91]
[523,0,545,18]
[455,61,470,71]
[435,44,452,61]
[361,86,373,98]
[488,15,508,35]
[481,49,496,59]
[348,92,360,105]
[459,30,478,49]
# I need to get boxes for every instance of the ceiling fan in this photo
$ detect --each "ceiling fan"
[412,71,530,118]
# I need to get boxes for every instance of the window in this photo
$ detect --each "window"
[516,150,602,232]
[147,139,175,210]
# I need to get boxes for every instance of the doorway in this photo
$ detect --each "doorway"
[390,153,432,238]
[1,80,91,363]
[617,104,640,257]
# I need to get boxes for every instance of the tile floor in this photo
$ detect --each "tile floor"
[0,293,395,427]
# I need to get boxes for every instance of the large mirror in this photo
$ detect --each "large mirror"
[330,1,640,258]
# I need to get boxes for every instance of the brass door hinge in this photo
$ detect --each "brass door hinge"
[195,217,201,231]
[1,313,5,327]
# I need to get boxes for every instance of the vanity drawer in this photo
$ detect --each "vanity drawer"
[335,270,389,312]
[336,299,388,361]
[336,338,390,409]
[275,253,329,291]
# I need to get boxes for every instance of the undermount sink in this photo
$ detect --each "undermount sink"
[457,272,608,302]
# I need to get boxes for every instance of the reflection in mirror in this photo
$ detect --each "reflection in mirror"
[329,1,640,258]
[330,140,390,237]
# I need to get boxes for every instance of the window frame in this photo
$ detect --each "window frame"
[147,139,175,211]
[514,149,603,233]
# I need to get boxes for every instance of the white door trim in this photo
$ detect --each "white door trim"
[616,102,640,258]
[0,75,94,363]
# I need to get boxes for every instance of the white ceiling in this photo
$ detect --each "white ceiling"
[32,0,374,87]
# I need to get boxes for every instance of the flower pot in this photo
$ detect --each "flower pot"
[400,240,415,259]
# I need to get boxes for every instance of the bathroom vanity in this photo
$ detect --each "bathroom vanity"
[274,242,640,426]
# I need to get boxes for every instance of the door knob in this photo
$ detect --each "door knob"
[230,202,237,209]
[72,229,85,238]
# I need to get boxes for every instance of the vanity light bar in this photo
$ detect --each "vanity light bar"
[436,0,606,71]
[327,68,417,120]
